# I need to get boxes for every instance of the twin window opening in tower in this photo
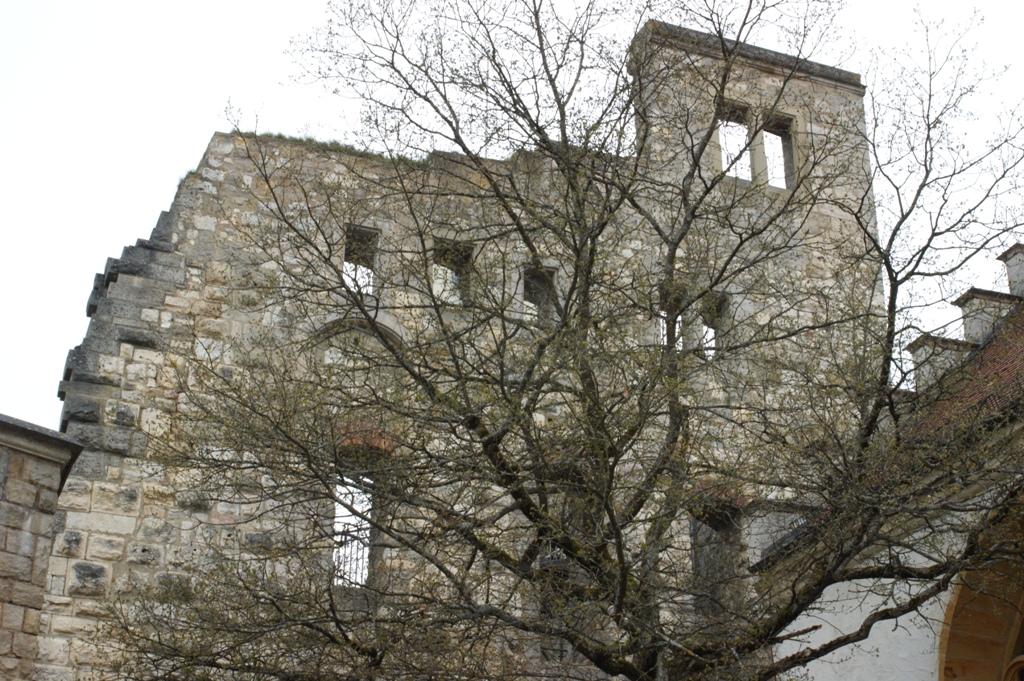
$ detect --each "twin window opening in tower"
[717,105,795,190]
[659,309,722,359]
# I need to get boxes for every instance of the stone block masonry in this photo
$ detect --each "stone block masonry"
[0,414,80,680]
[39,133,257,680]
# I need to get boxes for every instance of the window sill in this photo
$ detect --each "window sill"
[719,174,794,194]
[331,584,377,612]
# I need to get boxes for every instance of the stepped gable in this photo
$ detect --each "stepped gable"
[39,132,233,677]
[38,131,368,677]
[59,205,186,449]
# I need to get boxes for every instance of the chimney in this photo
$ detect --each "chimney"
[998,244,1024,297]
[907,334,977,389]
[953,288,1020,345]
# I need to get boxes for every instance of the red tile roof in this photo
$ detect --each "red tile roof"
[909,302,1024,441]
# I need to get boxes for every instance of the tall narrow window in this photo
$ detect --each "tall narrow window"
[718,116,751,181]
[536,539,577,664]
[334,481,372,585]
[658,313,685,351]
[763,119,795,189]
[523,267,557,327]
[700,291,727,360]
[700,323,717,360]
[343,226,378,294]
[432,240,473,306]
[690,514,741,617]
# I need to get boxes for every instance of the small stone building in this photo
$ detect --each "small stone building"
[0,415,79,680]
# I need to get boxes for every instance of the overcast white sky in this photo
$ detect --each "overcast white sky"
[0,1,1020,430]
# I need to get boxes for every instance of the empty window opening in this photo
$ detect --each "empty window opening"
[432,240,473,306]
[334,482,372,585]
[700,291,727,360]
[701,324,717,360]
[523,267,557,327]
[719,119,751,181]
[691,514,741,617]
[718,107,796,188]
[763,121,795,189]
[658,314,685,352]
[343,226,378,293]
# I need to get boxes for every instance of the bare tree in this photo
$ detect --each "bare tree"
[108,2,1024,680]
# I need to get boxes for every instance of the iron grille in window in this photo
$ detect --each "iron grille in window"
[334,482,372,585]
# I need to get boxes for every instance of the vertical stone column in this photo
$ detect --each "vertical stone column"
[0,415,80,680]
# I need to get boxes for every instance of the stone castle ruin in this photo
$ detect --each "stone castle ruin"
[7,20,1007,681]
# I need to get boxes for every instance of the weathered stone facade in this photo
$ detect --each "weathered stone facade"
[36,23,884,680]
[0,415,79,680]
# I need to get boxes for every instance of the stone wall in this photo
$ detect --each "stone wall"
[0,414,79,680]
[39,132,380,679]
[40,198,196,679]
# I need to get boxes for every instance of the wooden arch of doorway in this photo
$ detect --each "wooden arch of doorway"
[939,565,1024,681]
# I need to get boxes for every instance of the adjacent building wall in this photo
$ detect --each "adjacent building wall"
[0,415,79,680]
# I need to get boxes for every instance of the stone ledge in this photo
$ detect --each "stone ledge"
[0,417,81,491]
[639,20,864,91]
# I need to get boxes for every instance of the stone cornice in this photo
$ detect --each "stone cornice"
[0,414,82,488]
[637,20,865,94]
